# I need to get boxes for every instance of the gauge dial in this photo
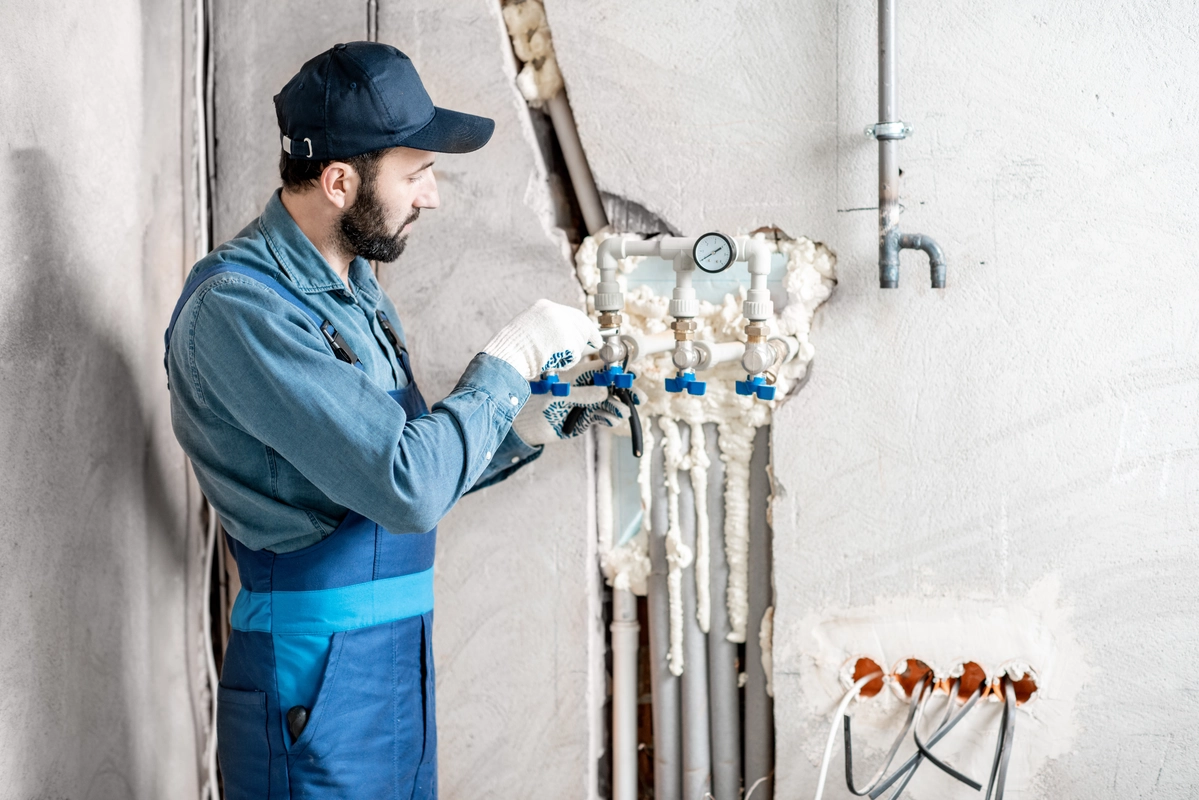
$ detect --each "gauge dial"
[693,232,736,273]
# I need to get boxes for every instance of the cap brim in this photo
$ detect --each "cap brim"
[400,106,495,154]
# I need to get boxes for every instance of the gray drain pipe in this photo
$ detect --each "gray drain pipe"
[649,421,682,800]
[678,423,712,799]
[743,426,774,797]
[871,0,947,288]
[705,423,742,800]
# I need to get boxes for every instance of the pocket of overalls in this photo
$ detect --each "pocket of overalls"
[287,619,426,792]
[216,685,270,800]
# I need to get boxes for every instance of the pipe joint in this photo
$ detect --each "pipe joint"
[899,232,947,288]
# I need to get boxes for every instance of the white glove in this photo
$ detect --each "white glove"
[484,299,604,381]
[512,360,631,446]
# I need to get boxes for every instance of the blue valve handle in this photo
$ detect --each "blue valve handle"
[529,372,571,396]
[734,375,777,401]
[593,364,635,389]
[664,371,707,396]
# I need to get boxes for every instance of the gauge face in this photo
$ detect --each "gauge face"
[693,232,735,273]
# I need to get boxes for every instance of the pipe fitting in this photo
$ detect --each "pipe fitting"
[672,340,701,371]
[741,341,775,376]
[600,333,628,368]
[899,233,947,288]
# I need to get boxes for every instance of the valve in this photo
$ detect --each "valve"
[593,364,635,389]
[664,371,707,396]
[530,371,571,397]
[734,375,776,401]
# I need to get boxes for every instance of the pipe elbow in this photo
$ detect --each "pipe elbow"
[738,237,772,276]
[597,236,626,282]
[899,233,947,288]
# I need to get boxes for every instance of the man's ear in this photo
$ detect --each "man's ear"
[320,161,358,210]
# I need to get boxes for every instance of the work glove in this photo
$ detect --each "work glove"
[484,299,604,381]
[512,360,633,446]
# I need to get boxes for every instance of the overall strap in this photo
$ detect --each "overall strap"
[163,264,362,375]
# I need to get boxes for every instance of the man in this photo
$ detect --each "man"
[165,42,623,799]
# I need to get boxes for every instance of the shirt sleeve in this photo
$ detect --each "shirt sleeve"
[184,276,530,535]
[467,428,543,494]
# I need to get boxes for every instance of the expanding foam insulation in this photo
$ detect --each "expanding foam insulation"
[549,0,1199,797]
[212,1,599,796]
[0,0,198,797]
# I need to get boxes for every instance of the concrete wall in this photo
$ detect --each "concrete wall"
[0,1,198,798]
[549,0,1199,796]
[211,2,601,797]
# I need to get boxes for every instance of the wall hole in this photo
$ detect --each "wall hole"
[1005,670,1039,706]
[892,658,933,698]
[955,661,988,700]
[851,657,885,698]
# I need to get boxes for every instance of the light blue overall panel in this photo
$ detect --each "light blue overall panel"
[231,567,435,635]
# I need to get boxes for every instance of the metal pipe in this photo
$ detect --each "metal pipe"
[743,425,774,797]
[677,423,712,799]
[611,587,640,800]
[648,421,682,800]
[545,91,609,236]
[874,0,946,289]
[705,423,741,800]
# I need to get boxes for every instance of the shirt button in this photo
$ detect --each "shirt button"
[485,451,492,460]
[511,456,520,464]
[510,396,519,406]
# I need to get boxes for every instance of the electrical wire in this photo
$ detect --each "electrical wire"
[844,673,925,795]
[200,501,220,800]
[812,671,883,800]
[869,679,981,799]
[984,681,1018,800]
[911,679,983,790]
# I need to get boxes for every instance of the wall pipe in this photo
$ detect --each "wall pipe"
[648,421,682,800]
[611,588,640,800]
[677,423,712,799]
[873,0,947,288]
[705,422,742,800]
[546,91,609,236]
[742,426,774,797]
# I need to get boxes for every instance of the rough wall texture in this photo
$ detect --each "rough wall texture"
[549,0,1199,796]
[0,1,197,797]
[211,2,600,796]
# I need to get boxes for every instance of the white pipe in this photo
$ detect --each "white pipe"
[735,237,773,322]
[621,331,675,363]
[694,336,801,373]
[545,91,608,236]
[612,588,640,800]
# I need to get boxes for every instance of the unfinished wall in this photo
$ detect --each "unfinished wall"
[210,2,600,796]
[0,1,198,798]
[548,0,1199,796]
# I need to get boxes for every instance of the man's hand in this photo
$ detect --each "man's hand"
[512,360,632,446]
[484,299,603,381]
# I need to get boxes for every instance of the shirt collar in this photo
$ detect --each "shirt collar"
[258,189,381,304]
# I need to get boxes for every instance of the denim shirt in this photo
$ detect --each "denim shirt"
[167,190,541,553]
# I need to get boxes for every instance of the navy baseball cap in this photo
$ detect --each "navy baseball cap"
[274,41,495,160]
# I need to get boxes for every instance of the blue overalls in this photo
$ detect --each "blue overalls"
[167,265,439,799]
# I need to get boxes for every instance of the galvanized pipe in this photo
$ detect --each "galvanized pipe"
[677,423,712,799]
[705,423,741,800]
[742,426,774,797]
[875,0,946,289]
[648,422,682,800]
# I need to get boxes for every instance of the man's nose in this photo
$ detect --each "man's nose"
[417,172,440,210]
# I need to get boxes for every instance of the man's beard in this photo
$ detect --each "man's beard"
[336,184,419,263]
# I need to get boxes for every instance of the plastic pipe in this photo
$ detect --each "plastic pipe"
[743,426,774,797]
[695,336,801,373]
[677,424,712,799]
[648,422,682,800]
[597,236,663,368]
[705,423,742,800]
[611,587,640,800]
[545,91,608,236]
[621,331,675,363]
[735,238,775,377]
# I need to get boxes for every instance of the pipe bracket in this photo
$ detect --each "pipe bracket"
[865,121,912,140]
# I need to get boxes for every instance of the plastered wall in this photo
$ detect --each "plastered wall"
[210,2,602,796]
[0,0,198,797]
[548,0,1199,795]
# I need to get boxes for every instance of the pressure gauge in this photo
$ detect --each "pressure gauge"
[693,232,736,273]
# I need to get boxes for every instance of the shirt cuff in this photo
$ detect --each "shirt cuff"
[455,352,531,422]
[467,427,544,494]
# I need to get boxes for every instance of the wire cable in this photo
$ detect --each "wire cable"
[844,673,925,795]
[911,680,983,790]
[869,679,980,799]
[813,671,883,800]
[984,681,1018,800]
[200,501,220,800]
